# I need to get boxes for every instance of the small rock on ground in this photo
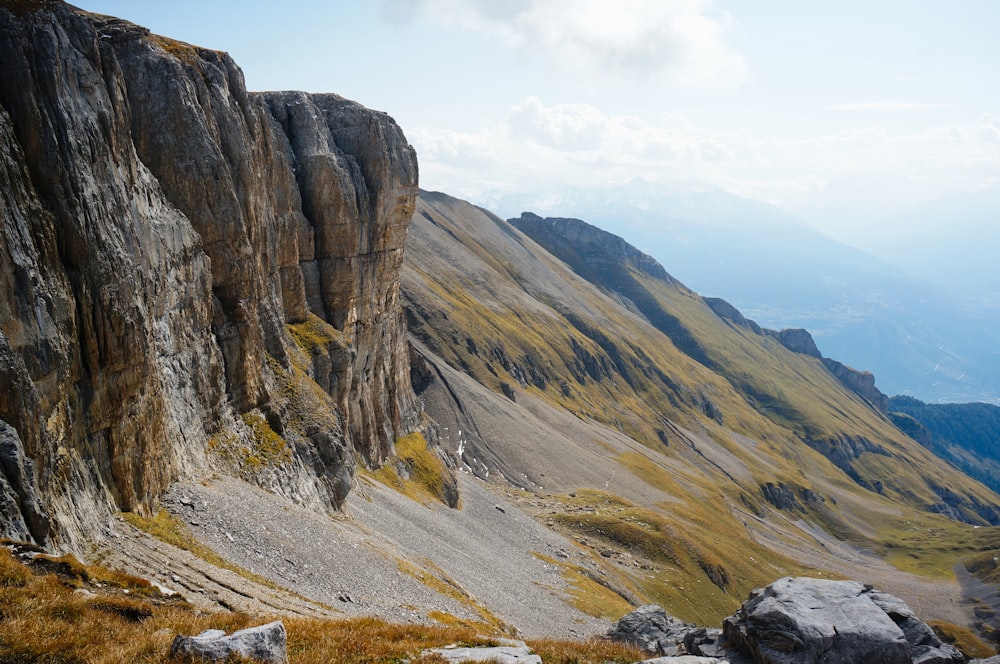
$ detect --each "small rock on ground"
[170,620,286,663]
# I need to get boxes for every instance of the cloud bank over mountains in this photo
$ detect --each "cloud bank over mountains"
[387,0,747,87]
[412,96,1000,222]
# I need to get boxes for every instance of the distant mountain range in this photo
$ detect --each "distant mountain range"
[482,181,1000,404]
[889,396,1000,494]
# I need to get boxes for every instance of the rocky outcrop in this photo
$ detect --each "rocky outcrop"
[423,642,542,663]
[0,2,419,547]
[703,297,764,335]
[607,605,699,657]
[822,357,890,412]
[758,481,824,513]
[773,328,822,359]
[723,577,964,664]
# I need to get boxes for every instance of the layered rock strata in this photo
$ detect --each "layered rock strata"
[0,1,419,548]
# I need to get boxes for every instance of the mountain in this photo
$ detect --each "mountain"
[484,181,1000,404]
[403,190,1000,624]
[4,0,1000,649]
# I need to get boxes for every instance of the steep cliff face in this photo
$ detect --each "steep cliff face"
[0,2,419,548]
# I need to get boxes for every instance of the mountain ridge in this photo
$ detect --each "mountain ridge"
[486,182,1000,404]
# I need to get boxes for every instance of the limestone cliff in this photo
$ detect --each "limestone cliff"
[0,2,419,548]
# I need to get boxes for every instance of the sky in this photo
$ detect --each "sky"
[77,1,1000,246]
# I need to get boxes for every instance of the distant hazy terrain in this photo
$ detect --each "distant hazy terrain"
[485,181,1000,404]
[889,396,1000,494]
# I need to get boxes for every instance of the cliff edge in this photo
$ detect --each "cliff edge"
[0,1,420,548]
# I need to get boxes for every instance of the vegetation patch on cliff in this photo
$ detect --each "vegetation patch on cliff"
[369,432,458,507]
[286,314,350,355]
[207,412,292,479]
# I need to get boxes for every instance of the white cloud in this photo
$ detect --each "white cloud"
[410,99,1000,216]
[830,100,952,112]
[386,0,748,87]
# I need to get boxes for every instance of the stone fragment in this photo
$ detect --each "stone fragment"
[636,658,729,664]
[608,604,698,656]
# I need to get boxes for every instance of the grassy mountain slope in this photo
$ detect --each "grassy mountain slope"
[510,213,999,519]
[402,190,1000,624]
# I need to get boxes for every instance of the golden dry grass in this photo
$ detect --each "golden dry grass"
[0,544,645,663]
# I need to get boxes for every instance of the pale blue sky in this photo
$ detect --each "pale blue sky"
[77,1,1000,243]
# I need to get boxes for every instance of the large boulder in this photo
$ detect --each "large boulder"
[170,621,287,663]
[423,642,541,663]
[723,577,963,664]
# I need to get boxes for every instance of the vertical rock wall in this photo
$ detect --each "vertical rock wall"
[0,2,419,548]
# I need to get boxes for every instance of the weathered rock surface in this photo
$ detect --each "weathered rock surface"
[0,418,48,541]
[722,577,964,664]
[774,328,822,359]
[704,297,764,335]
[170,621,287,663]
[607,604,700,656]
[823,357,890,412]
[0,1,424,547]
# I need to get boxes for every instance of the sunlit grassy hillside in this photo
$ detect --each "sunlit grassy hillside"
[402,190,1000,623]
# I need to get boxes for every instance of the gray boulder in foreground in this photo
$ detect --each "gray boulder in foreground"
[423,642,542,663]
[170,620,287,663]
[637,657,730,663]
[723,577,964,664]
